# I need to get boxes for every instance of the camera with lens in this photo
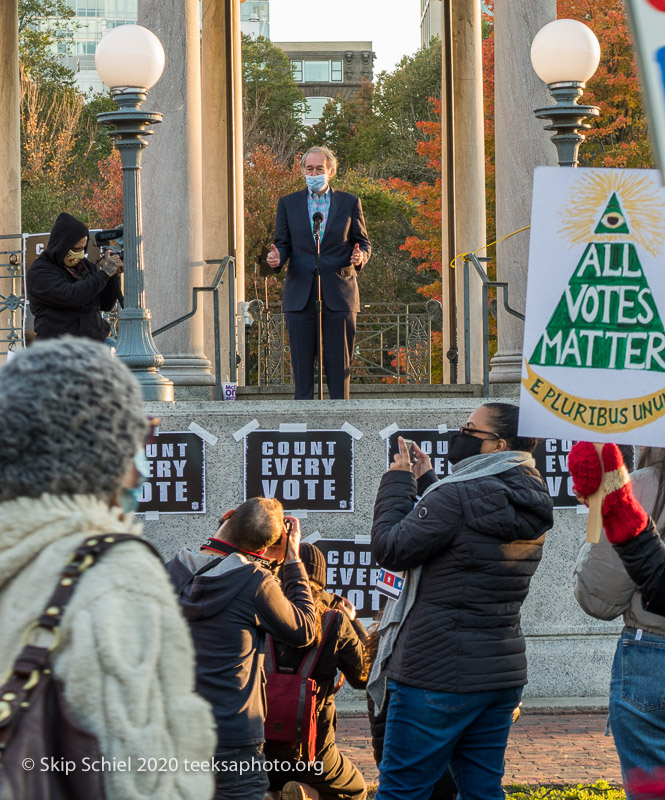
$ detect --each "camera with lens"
[94,225,124,262]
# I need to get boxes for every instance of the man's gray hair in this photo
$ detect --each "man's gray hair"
[300,146,337,173]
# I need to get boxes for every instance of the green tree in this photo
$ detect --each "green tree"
[305,80,390,172]
[241,35,305,163]
[19,0,76,88]
[335,169,424,305]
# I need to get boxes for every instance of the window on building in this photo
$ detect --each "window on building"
[331,60,343,81]
[302,96,333,126]
[303,61,329,82]
[291,60,303,82]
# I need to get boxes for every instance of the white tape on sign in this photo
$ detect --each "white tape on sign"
[188,421,218,446]
[285,509,308,519]
[303,531,322,543]
[354,534,371,544]
[438,423,448,433]
[379,422,399,440]
[341,421,363,440]
[279,422,307,432]
[576,505,590,516]
[144,511,160,521]
[232,419,260,442]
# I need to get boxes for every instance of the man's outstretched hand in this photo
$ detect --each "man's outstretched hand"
[266,244,281,270]
[350,243,363,267]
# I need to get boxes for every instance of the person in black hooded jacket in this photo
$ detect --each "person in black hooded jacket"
[165,498,316,800]
[26,212,123,342]
[370,402,553,800]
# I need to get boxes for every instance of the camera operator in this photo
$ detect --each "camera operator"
[26,212,123,343]
[166,498,316,800]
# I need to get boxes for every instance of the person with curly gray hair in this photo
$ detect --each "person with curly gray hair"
[0,338,216,799]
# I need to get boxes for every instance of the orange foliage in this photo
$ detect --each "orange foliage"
[385,98,443,303]
[86,151,123,229]
[558,0,653,169]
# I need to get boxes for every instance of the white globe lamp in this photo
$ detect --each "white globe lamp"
[531,19,601,167]
[95,24,165,91]
[531,19,600,85]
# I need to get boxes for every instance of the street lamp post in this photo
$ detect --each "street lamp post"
[531,19,601,167]
[95,24,174,401]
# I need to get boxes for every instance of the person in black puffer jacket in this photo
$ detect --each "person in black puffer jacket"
[26,212,123,342]
[370,402,553,800]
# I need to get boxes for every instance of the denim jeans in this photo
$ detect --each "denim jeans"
[610,628,665,799]
[375,679,522,800]
[213,744,269,800]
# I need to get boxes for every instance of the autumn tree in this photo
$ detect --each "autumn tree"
[558,0,653,168]
[20,71,98,231]
[84,151,123,229]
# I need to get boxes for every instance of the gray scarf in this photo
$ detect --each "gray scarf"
[367,450,535,712]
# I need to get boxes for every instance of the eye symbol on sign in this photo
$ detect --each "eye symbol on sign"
[647,0,665,10]
[601,212,625,229]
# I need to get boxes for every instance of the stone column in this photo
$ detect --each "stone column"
[138,0,214,398]
[201,0,245,388]
[0,0,21,361]
[441,0,485,385]
[490,0,557,384]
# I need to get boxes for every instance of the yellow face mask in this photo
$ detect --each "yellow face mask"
[64,249,85,267]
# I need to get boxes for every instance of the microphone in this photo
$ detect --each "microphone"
[312,212,324,235]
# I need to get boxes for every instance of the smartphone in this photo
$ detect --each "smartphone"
[401,439,418,465]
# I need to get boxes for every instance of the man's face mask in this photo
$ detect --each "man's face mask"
[305,174,327,193]
[64,248,85,267]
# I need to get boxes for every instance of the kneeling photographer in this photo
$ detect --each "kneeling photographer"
[166,499,316,800]
[26,212,123,343]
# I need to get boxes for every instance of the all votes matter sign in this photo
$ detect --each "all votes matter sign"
[520,167,665,446]
[244,430,354,511]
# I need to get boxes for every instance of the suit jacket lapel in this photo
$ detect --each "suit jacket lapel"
[321,188,340,246]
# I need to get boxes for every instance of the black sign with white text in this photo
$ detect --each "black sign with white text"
[386,429,460,477]
[137,431,205,514]
[244,430,354,511]
[314,539,385,618]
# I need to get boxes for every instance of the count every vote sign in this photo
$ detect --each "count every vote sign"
[244,430,354,512]
[520,167,665,446]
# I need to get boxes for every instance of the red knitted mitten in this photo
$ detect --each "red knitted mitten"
[567,441,603,497]
[599,444,648,544]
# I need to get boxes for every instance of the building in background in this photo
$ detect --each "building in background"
[240,0,269,38]
[37,0,138,94]
[273,41,374,127]
[420,0,442,48]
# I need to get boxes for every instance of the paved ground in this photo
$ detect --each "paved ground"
[336,709,623,789]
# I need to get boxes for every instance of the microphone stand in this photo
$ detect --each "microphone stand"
[314,226,324,401]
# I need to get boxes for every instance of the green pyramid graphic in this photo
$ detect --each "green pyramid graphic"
[594,193,630,234]
[530,195,665,372]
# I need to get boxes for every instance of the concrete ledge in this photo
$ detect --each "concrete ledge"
[238,384,483,400]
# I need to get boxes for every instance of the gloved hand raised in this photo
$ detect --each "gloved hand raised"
[568,442,648,544]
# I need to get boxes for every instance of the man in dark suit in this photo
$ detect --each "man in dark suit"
[267,146,371,400]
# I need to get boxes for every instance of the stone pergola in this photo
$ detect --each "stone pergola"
[1,0,558,389]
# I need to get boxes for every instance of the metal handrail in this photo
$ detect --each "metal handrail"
[152,256,236,400]
[463,253,524,397]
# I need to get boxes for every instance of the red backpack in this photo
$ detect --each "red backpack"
[264,610,338,762]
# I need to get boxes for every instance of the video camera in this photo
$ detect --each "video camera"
[94,225,124,261]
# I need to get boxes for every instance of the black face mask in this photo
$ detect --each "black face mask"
[447,431,484,465]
